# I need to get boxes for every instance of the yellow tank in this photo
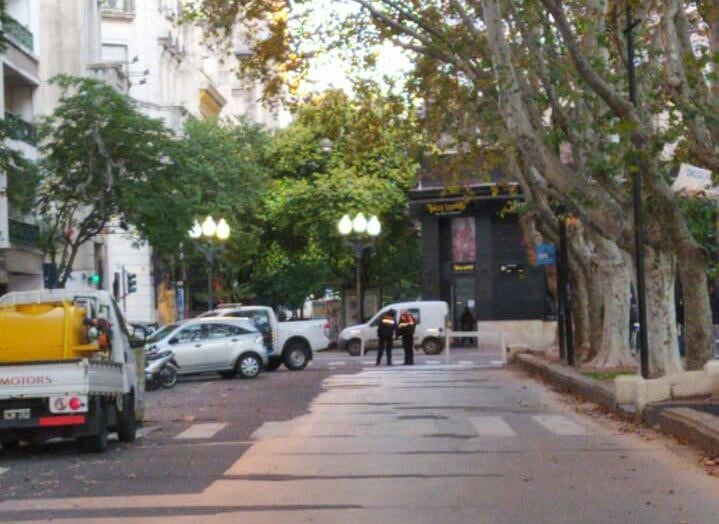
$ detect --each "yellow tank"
[0,301,101,363]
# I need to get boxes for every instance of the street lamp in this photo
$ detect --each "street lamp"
[188,215,230,311]
[338,213,381,323]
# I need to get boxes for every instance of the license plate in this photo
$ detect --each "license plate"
[3,408,31,421]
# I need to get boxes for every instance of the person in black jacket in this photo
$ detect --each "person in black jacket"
[376,309,396,366]
[397,309,417,365]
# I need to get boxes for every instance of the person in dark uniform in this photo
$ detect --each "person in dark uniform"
[376,309,396,366]
[460,306,475,346]
[397,309,417,365]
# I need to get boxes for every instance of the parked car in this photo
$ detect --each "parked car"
[198,306,330,371]
[338,301,449,356]
[144,318,268,379]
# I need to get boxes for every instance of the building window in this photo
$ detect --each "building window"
[451,217,476,262]
[102,44,128,63]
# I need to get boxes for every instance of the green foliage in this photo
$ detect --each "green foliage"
[36,75,180,284]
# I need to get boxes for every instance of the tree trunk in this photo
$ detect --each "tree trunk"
[568,262,591,360]
[645,247,683,376]
[679,249,714,369]
[587,238,635,369]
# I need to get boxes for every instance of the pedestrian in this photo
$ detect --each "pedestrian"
[397,309,416,365]
[460,306,475,346]
[376,309,396,366]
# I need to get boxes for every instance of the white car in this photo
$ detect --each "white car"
[145,318,268,379]
[339,301,449,356]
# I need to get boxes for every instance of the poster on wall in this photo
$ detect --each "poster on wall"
[451,217,476,262]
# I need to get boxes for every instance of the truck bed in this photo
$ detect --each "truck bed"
[0,359,126,398]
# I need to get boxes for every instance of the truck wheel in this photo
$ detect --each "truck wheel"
[117,392,137,443]
[421,337,443,355]
[347,339,362,356]
[0,438,19,451]
[265,357,282,372]
[284,340,310,370]
[159,366,178,388]
[78,403,108,453]
[237,354,262,379]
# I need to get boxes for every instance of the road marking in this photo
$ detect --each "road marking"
[136,426,160,439]
[425,360,441,365]
[363,360,374,365]
[0,467,8,476]
[327,361,346,366]
[458,360,474,365]
[532,415,587,436]
[174,423,227,440]
[469,416,517,437]
[491,360,506,366]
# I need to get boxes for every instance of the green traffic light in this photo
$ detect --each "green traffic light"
[91,274,101,285]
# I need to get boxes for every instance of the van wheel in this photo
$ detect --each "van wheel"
[284,340,310,370]
[421,337,443,355]
[78,402,108,453]
[117,392,137,443]
[347,339,362,356]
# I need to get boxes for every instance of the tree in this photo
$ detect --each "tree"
[253,86,422,311]
[36,75,180,286]
[175,116,271,308]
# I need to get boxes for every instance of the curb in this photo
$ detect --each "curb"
[514,352,719,456]
[514,353,617,412]
[650,407,719,457]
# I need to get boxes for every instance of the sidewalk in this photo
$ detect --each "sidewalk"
[515,353,719,457]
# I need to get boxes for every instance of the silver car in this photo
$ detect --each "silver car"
[145,318,268,379]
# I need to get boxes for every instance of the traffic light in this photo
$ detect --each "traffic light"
[126,272,137,294]
[90,273,101,287]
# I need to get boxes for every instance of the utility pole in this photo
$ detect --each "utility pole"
[626,5,650,379]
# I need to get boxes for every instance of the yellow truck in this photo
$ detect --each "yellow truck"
[0,290,143,453]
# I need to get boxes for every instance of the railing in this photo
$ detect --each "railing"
[101,0,135,15]
[3,15,34,52]
[9,219,40,248]
[4,112,37,145]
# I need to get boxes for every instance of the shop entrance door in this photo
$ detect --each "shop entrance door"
[451,276,476,332]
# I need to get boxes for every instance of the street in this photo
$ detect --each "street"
[0,349,718,523]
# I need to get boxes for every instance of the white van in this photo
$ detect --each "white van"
[338,301,449,356]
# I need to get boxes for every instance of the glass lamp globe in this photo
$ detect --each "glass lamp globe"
[216,218,231,240]
[188,220,202,239]
[367,215,381,236]
[201,216,217,237]
[338,214,352,235]
[352,213,368,234]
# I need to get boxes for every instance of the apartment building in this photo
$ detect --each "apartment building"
[0,0,43,295]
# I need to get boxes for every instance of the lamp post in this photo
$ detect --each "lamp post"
[189,215,230,311]
[338,213,381,323]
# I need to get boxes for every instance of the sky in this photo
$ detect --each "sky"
[293,1,412,96]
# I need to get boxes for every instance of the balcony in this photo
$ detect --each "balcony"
[9,219,39,248]
[4,112,37,145]
[3,15,34,52]
[101,0,135,19]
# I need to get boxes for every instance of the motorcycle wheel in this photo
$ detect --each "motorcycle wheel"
[159,366,178,388]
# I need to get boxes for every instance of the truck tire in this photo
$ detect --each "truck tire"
[0,438,19,451]
[236,353,262,379]
[116,392,137,443]
[284,340,310,370]
[421,337,443,355]
[265,357,282,371]
[347,339,362,356]
[78,402,108,453]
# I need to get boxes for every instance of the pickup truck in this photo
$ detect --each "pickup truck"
[200,305,330,371]
[0,289,142,453]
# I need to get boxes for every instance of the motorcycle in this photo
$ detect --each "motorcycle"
[145,350,178,390]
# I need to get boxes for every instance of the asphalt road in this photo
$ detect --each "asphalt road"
[0,349,718,523]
